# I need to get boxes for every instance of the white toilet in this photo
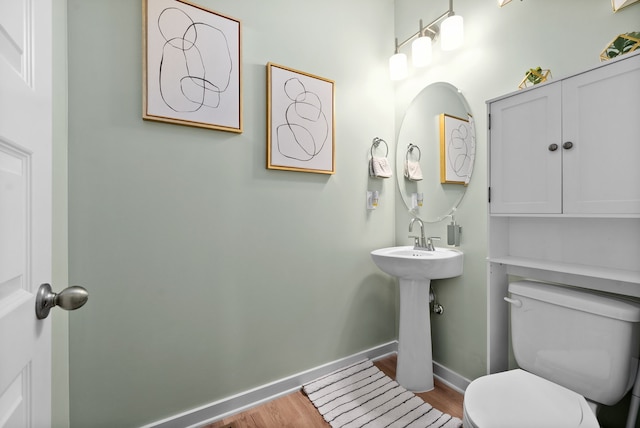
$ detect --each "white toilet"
[463,280,640,428]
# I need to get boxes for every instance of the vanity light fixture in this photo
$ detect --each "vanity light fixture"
[390,0,464,80]
[412,26,433,68]
[498,0,525,6]
[389,42,408,81]
[440,14,464,51]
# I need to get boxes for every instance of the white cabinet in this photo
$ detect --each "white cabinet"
[489,83,562,214]
[486,52,640,375]
[489,53,640,215]
[562,57,640,214]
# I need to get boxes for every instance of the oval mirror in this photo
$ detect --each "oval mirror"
[396,82,475,223]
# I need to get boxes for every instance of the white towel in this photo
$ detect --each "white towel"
[370,156,393,178]
[404,159,423,181]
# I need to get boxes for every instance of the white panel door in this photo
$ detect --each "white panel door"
[562,54,640,214]
[0,0,53,427]
[489,82,563,214]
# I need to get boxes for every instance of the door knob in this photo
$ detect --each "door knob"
[548,143,558,151]
[35,283,89,319]
[563,141,574,149]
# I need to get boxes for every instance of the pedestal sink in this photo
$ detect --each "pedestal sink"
[371,246,463,392]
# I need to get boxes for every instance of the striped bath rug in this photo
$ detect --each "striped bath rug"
[302,360,462,428]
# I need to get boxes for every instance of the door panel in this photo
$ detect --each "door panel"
[0,0,52,426]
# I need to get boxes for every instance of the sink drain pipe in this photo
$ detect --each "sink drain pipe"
[429,288,444,315]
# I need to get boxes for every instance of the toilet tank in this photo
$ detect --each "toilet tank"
[508,280,640,406]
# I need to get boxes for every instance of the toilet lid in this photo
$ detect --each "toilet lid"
[464,369,600,428]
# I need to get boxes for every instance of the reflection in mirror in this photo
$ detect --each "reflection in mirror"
[396,82,475,223]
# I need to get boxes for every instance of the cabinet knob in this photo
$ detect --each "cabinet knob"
[563,141,574,150]
[548,143,558,152]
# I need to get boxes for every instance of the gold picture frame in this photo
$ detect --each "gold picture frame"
[440,113,474,185]
[143,0,242,133]
[611,0,640,11]
[267,63,335,174]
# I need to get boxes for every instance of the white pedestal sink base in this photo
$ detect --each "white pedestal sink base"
[396,278,434,392]
[370,246,463,393]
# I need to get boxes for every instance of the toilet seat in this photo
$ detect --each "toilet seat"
[463,369,600,428]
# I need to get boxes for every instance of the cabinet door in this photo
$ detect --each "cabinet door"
[489,82,563,214]
[562,55,640,214]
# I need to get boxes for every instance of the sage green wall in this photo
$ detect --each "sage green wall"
[67,1,397,427]
[394,0,640,414]
[63,0,640,427]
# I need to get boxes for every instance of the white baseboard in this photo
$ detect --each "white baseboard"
[142,341,399,428]
[433,360,471,395]
[142,342,472,428]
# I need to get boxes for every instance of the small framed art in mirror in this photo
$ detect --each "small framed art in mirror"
[439,113,475,185]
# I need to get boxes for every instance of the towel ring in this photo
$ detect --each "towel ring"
[371,137,389,157]
[406,144,421,161]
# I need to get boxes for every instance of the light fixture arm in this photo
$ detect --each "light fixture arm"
[423,23,438,39]
[394,7,452,52]
[418,19,438,40]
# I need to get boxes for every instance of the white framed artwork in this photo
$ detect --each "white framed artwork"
[143,0,242,133]
[267,63,335,174]
[611,0,639,11]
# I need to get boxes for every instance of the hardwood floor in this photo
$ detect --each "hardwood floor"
[205,354,464,428]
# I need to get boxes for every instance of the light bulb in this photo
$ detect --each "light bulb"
[389,52,408,80]
[441,15,464,51]
[412,36,432,68]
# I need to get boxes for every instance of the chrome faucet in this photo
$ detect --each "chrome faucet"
[425,237,440,251]
[409,217,426,249]
[409,218,441,251]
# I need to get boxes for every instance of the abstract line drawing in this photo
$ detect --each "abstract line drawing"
[440,113,475,185]
[276,77,329,162]
[157,7,231,112]
[143,0,242,133]
[267,63,335,174]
